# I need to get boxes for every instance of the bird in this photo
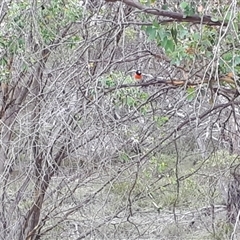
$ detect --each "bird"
[134,70,142,82]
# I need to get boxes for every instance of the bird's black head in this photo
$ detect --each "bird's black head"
[136,70,141,75]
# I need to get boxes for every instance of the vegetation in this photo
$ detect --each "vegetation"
[0,0,240,239]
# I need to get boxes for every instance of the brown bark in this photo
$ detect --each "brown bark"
[105,0,227,26]
[227,166,240,224]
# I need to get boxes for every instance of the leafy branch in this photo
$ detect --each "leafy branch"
[105,0,226,26]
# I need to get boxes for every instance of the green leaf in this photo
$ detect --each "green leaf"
[193,32,200,41]
[126,96,136,107]
[154,116,169,127]
[156,27,167,41]
[224,12,232,21]
[140,92,149,101]
[211,17,219,22]
[171,27,178,45]
[178,28,188,39]
[162,4,168,10]
[152,19,159,28]
[120,152,130,162]
[102,77,115,87]
[222,52,232,62]
[180,2,188,10]
[157,161,168,172]
[146,26,156,40]
[0,57,8,66]
[140,106,148,114]
[186,87,196,101]
[233,21,239,32]
[234,56,240,66]
[180,2,195,17]
[163,39,175,52]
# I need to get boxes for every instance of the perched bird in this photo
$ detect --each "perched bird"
[134,70,142,81]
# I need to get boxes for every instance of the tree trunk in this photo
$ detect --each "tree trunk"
[227,166,240,224]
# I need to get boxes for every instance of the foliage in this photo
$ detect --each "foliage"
[0,0,240,239]
[143,2,240,78]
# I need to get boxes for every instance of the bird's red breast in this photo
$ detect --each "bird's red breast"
[134,70,142,81]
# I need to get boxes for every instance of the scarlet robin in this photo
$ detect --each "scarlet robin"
[134,70,142,81]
